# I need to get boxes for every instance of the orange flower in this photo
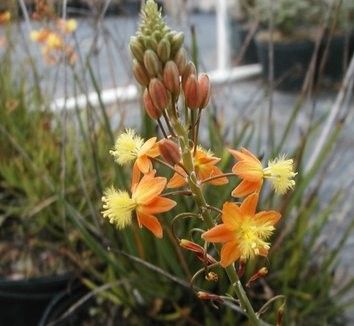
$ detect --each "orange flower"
[229,147,263,197]
[0,11,11,25]
[202,193,281,267]
[230,148,297,196]
[110,129,159,174]
[167,148,228,188]
[102,170,176,238]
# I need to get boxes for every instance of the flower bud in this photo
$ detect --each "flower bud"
[197,73,211,109]
[158,139,181,165]
[148,78,170,110]
[152,30,162,42]
[180,239,216,265]
[129,36,145,63]
[174,48,187,75]
[157,37,171,63]
[163,61,180,97]
[171,32,184,54]
[132,59,150,86]
[197,291,223,303]
[144,36,158,52]
[277,302,286,326]
[143,49,162,77]
[143,88,161,119]
[182,62,196,88]
[183,74,199,110]
[246,267,268,288]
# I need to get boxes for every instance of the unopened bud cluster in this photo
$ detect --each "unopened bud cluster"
[130,0,211,119]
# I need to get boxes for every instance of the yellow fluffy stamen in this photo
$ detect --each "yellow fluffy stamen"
[63,19,77,33]
[263,155,297,195]
[236,217,274,260]
[46,33,63,49]
[102,188,136,229]
[110,129,144,165]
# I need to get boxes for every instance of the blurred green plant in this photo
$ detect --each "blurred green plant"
[254,0,320,39]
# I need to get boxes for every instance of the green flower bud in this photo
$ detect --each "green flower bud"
[174,48,187,75]
[152,30,162,42]
[129,36,145,63]
[171,32,184,54]
[143,49,162,77]
[144,36,158,52]
[157,37,171,63]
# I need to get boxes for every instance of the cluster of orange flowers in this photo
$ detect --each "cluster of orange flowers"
[29,1,77,65]
[103,128,296,268]
[30,19,77,65]
[102,0,297,273]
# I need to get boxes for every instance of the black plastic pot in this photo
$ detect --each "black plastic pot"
[39,282,89,326]
[230,19,259,64]
[0,273,74,326]
[256,38,315,91]
[320,31,354,81]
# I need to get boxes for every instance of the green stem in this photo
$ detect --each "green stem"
[169,112,264,326]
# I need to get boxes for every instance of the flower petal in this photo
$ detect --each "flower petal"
[255,210,281,226]
[220,241,241,267]
[137,212,163,238]
[208,166,228,185]
[229,147,260,163]
[240,193,259,216]
[198,165,228,185]
[139,137,156,156]
[136,155,152,174]
[167,166,187,188]
[147,142,160,158]
[167,173,186,188]
[231,179,263,198]
[131,161,141,193]
[133,175,166,204]
[222,202,242,228]
[232,161,263,182]
[202,224,234,243]
[140,196,176,214]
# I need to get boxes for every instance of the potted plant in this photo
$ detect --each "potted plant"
[0,45,95,325]
[254,0,318,91]
[318,1,354,82]
[229,0,259,64]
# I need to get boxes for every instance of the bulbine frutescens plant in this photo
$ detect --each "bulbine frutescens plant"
[101,1,296,324]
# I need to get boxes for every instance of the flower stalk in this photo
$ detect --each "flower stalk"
[169,111,265,325]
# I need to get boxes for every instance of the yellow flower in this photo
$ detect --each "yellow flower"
[30,28,51,43]
[0,11,11,25]
[110,129,159,174]
[46,32,63,49]
[202,193,281,267]
[263,156,297,195]
[58,19,78,34]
